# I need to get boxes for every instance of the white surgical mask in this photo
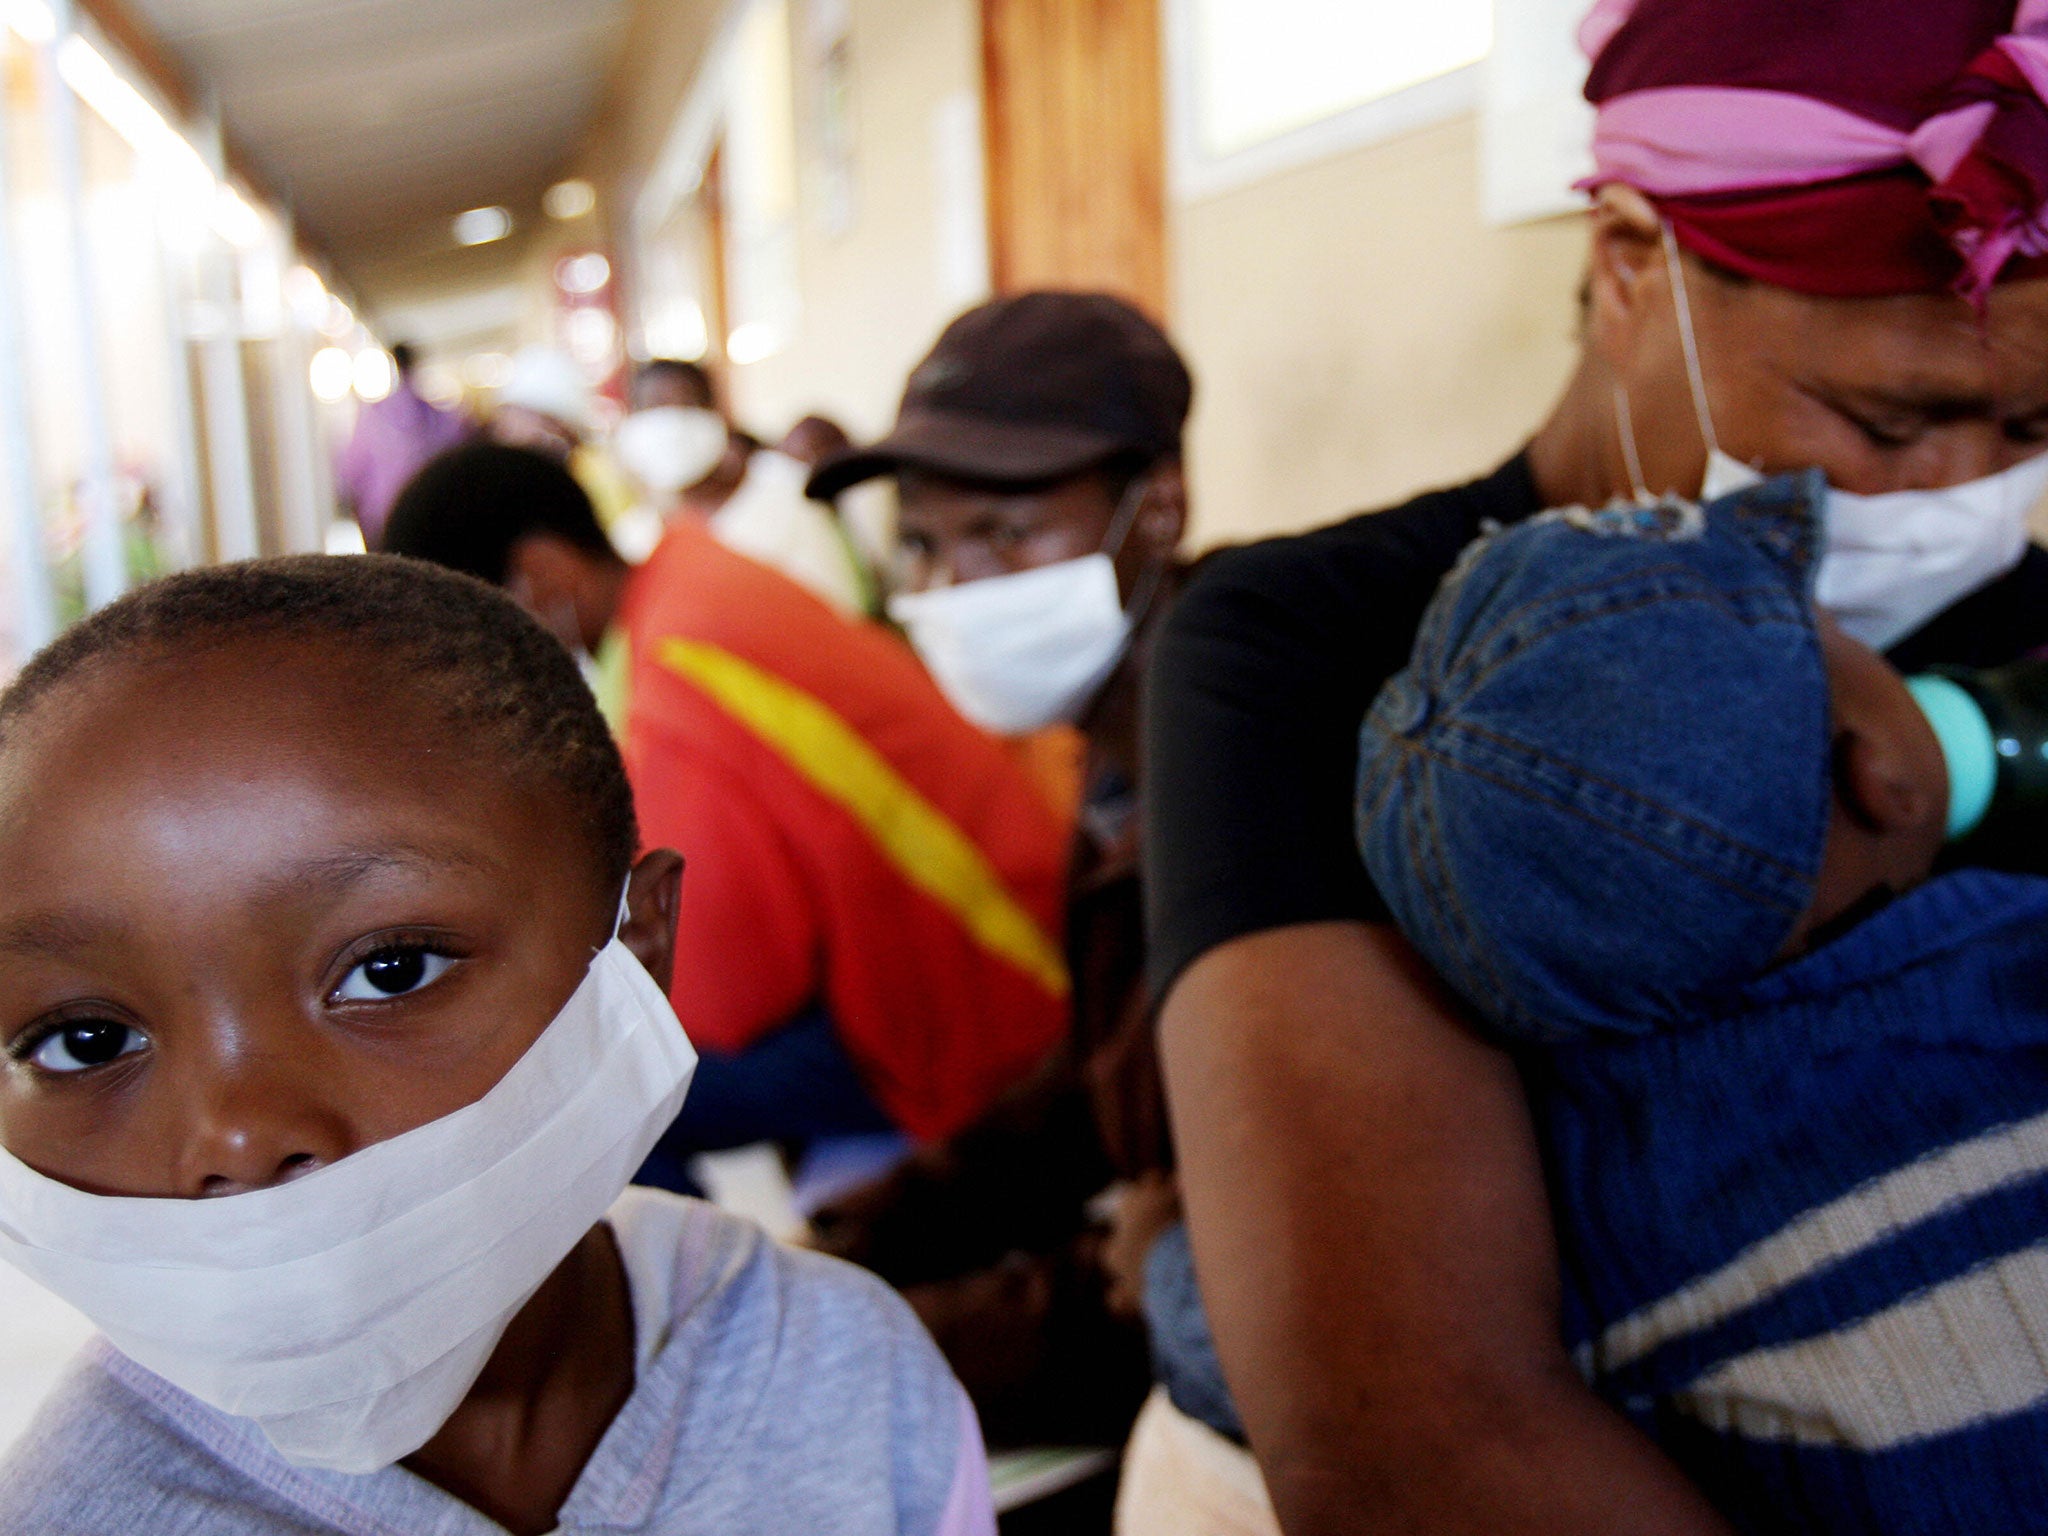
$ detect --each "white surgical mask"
[889,482,1158,735]
[1652,223,2048,651]
[612,406,729,498]
[0,903,696,1475]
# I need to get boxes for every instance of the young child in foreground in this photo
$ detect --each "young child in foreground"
[1356,473,2048,1534]
[0,557,993,1536]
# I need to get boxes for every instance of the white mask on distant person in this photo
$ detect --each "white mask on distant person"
[0,894,696,1475]
[1656,223,2048,651]
[889,481,1159,736]
[613,406,729,498]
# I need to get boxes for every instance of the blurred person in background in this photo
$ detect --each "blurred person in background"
[488,345,637,531]
[382,441,1073,1195]
[335,342,469,547]
[802,293,1196,1465]
[780,413,854,469]
[613,359,872,614]
[784,412,900,599]
[1145,2,2048,1532]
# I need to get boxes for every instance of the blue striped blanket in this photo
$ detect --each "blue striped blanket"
[1533,869,2048,1533]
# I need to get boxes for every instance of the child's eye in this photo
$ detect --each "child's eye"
[333,948,456,1003]
[30,1020,148,1074]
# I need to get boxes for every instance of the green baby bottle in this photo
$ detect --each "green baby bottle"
[1908,660,2048,868]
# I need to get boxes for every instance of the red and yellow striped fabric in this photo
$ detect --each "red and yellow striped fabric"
[615,520,1072,1142]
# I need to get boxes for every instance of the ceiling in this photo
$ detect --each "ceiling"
[120,0,633,313]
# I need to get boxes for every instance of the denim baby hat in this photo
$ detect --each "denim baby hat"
[1356,474,1833,1043]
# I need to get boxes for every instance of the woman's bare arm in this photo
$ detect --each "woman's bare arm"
[1159,921,1732,1535]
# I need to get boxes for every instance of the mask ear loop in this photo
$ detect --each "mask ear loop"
[611,875,635,946]
[1612,382,1654,505]
[1660,219,1724,465]
[1099,473,1148,565]
[1102,471,1171,631]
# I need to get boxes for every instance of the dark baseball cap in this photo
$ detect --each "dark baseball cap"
[806,291,1192,500]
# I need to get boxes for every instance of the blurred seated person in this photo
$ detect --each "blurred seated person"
[612,360,871,614]
[489,346,636,532]
[382,442,1073,1183]
[335,341,470,546]
[802,293,1191,1449]
[780,413,854,469]
[784,412,898,604]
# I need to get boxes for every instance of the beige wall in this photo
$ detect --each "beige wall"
[1171,113,1587,549]
[724,0,982,442]
[580,2,729,257]
[588,9,1593,548]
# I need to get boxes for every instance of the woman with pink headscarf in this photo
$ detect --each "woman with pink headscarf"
[1143,3,2048,1533]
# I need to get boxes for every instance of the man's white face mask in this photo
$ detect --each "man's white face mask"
[0,890,696,1475]
[888,479,1161,736]
[1624,223,2048,652]
[613,405,730,499]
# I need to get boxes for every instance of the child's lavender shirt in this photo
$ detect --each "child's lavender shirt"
[0,1188,993,1536]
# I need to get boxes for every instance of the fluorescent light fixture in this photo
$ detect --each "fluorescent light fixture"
[309,346,354,404]
[452,206,512,246]
[544,179,596,221]
[213,185,265,248]
[352,348,395,403]
[56,35,213,197]
[4,0,54,45]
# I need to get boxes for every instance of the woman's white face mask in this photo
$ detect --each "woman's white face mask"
[1626,224,2048,651]
[888,480,1161,736]
[0,897,696,1475]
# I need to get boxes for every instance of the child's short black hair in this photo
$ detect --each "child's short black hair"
[380,441,618,582]
[0,554,638,890]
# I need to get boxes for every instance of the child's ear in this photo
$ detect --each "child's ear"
[1833,725,1938,835]
[620,849,685,993]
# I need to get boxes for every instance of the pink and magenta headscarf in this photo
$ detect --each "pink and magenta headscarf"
[1582,0,2048,301]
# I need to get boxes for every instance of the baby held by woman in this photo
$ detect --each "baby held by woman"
[1357,473,2048,1533]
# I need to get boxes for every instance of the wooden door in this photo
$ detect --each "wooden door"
[701,139,734,395]
[981,0,1168,319]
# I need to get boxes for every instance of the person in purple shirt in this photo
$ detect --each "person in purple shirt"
[335,343,471,546]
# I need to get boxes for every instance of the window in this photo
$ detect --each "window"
[1172,0,1492,197]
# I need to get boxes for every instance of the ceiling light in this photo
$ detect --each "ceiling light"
[284,265,328,328]
[319,296,355,340]
[453,206,512,246]
[309,347,354,404]
[544,179,596,221]
[555,252,610,295]
[462,351,513,391]
[414,361,464,408]
[352,348,395,403]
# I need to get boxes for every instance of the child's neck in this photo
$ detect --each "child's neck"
[402,1223,635,1534]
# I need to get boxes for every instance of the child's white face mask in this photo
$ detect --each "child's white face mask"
[0,907,696,1475]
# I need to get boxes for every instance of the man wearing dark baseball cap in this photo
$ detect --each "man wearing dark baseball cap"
[810,290,1190,738]
[806,292,1218,1467]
